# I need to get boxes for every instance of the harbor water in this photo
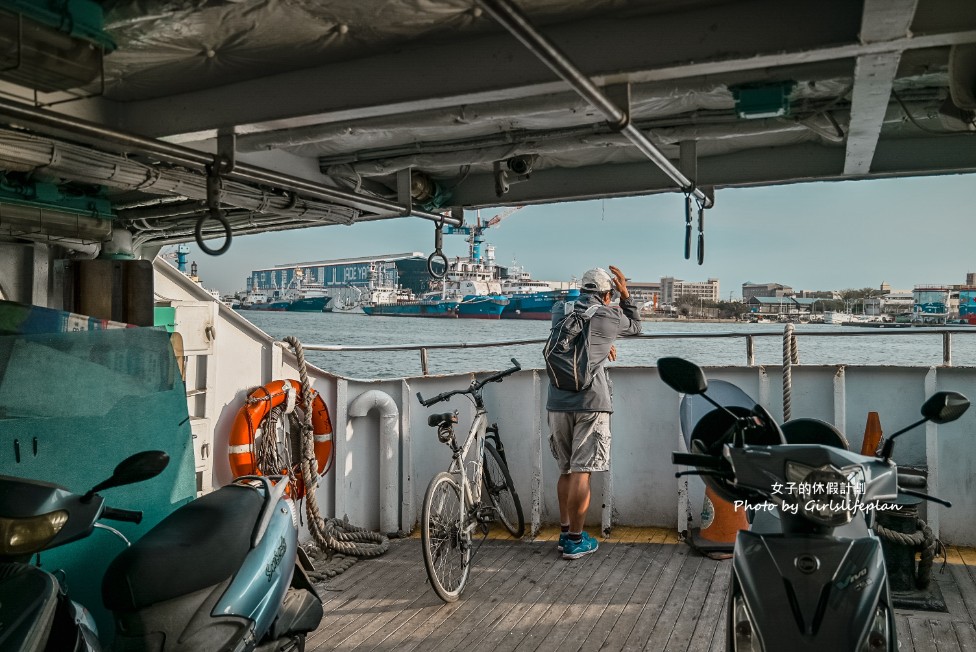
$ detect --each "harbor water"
[241,311,976,380]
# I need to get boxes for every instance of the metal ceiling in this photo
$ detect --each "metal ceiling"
[0,0,973,250]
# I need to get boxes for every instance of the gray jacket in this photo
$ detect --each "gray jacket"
[546,292,642,412]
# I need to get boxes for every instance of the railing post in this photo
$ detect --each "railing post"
[420,347,429,375]
[746,335,755,366]
[943,332,952,366]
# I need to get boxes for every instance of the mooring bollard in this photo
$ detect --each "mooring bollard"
[876,495,924,591]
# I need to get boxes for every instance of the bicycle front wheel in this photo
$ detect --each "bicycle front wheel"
[421,472,470,602]
[483,442,525,538]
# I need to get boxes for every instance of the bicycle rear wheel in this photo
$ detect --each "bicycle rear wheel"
[421,472,470,602]
[483,442,525,538]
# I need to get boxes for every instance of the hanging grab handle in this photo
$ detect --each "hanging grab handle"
[697,202,705,265]
[196,162,233,256]
[684,195,693,260]
[427,222,448,279]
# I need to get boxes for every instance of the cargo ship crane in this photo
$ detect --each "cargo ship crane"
[444,206,524,263]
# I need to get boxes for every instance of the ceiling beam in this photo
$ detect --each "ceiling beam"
[446,137,976,207]
[103,0,976,142]
[844,0,918,175]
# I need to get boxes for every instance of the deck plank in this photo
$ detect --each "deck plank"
[302,538,976,652]
[619,541,692,650]
[508,540,626,652]
[464,540,577,652]
[424,540,557,652]
[388,541,538,652]
[577,540,672,652]
[338,542,512,650]
[662,555,720,652]
[531,543,646,652]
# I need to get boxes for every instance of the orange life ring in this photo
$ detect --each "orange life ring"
[228,379,333,498]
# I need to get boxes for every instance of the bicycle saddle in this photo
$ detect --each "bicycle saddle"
[428,412,457,428]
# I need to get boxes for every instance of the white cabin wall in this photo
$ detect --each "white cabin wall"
[933,367,976,545]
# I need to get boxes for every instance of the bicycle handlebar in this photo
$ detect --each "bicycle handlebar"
[417,358,521,407]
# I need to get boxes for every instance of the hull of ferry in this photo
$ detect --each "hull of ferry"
[501,289,580,320]
[457,294,509,319]
[362,300,460,318]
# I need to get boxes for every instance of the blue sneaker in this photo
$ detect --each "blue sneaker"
[557,532,569,552]
[562,532,599,560]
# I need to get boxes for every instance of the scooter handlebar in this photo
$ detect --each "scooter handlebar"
[101,506,143,524]
[672,452,724,470]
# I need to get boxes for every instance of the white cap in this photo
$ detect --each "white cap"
[581,267,613,293]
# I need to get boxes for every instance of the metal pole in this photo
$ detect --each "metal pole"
[0,98,461,227]
[420,348,430,376]
[746,335,755,366]
[943,332,952,366]
[477,0,713,209]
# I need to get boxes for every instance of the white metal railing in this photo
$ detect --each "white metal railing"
[298,327,976,375]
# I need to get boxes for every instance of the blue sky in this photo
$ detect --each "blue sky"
[189,173,975,298]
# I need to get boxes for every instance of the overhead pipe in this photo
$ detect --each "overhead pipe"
[0,97,461,227]
[476,0,714,209]
[348,390,402,535]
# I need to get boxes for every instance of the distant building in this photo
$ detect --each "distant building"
[628,281,661,307]
[247,252,429,294]
[748,296,802,315]
[742,282,793,302]
[967,272,976,286]
[661,277,719,304]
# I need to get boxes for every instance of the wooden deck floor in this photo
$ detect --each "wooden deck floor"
[306,528,976,652]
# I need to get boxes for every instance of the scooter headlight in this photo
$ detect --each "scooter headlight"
[732,594,763,652]
[784,461,865,527]
[0,510,68,555]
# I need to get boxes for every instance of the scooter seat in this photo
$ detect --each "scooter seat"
[102,484,264,612]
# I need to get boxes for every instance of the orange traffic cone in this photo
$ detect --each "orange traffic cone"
[861,412,884,456]
[689,485,749,559]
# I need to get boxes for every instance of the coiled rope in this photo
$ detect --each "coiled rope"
[874,517,940,589]
[782,323,799,421]
[281,336,389,575]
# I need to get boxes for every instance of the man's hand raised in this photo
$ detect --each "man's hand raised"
[608,265,630,301]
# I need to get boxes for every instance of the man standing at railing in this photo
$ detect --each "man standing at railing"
[545,265,641,559]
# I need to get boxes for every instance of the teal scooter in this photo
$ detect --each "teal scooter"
[0,451,323,651]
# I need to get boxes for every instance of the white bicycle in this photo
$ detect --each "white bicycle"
[416,358,525,602]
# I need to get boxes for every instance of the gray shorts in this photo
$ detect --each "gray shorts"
[547,411,611,474]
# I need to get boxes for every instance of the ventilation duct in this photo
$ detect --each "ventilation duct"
[0,178,113,242]
[0,0,116,92]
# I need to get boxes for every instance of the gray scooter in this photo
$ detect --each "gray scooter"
[658,357,970,652]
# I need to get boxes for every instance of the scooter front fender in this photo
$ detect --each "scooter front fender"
[0,563,59,652]
[733,531,890,651]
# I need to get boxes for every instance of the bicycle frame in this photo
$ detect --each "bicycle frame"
[449,408,489,521]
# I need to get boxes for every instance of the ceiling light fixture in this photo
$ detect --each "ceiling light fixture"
[730,81,796,120]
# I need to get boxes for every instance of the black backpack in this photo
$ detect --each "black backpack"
[543,303,600,391]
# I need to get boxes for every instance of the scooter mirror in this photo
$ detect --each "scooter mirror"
[921,391,970,424]
[85,450,170,500]
[657,357,708,395]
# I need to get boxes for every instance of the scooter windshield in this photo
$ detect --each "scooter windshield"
[678,379,757,450]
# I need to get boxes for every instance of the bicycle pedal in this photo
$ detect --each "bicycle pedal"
[475,506,496,523]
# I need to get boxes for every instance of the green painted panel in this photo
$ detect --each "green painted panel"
[0,327,194,643]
